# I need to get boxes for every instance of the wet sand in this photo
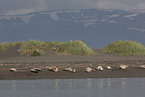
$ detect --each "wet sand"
[0,62,145,80]
[1,68,145,80]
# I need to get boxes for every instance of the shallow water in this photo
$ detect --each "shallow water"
[0,78,145,97]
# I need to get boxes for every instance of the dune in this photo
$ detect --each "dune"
[0,44,145,80]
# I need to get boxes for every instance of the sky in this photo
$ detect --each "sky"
[1,0,145,15]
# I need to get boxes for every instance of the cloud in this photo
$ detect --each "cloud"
[1,0,145,15]
[96,1,132,10]
[96,0,145,11]
[44,0,145,11]
[0,0,47,15]
[136,3,145,9]
[5,9,35,15]
[45,0,96,10]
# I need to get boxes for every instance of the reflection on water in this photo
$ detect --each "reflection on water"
[55,79,58,90]
[0,78,145,97]
[107,78,111,89]
[121,78,126,89]
[12,80,16,90]
[7,78,127,90]
[87,78,92,89]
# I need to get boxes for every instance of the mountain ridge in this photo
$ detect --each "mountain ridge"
[0,8,145,48]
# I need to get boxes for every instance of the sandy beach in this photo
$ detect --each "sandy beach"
[1,67,145,80]
[1,46,145,80]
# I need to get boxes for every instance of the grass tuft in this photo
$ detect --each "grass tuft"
[30,49,44,56]
[18,40,45,55]
[102,40,145,56]
[56,40,94,56]
[43,41,63,51]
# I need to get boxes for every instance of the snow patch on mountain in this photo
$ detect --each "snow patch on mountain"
[39,11,63,20]
[0,14,35,24]
[82,19,97,27]
[84,22,96,27]
[49,12,59,20]
[124,13,138,18]
[128,28,145,32]
[108,20,117,23]
[82,19,97,22]
[19,14,36,23]
[109,14,119,17]
[101,19,108,22]
[71,15,80,19]
[64,10,80,13]
[0,16,16,20]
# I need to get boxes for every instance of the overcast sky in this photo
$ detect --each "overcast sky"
[1,0,145,15]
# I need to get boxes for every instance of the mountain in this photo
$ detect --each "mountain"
[0,9,145,49]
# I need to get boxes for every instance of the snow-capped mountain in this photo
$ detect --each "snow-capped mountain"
[0,9,145,48]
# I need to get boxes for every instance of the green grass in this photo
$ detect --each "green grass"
[56,40,94,56]
[2,40,145,56]
[43,41,63,51]
[30,49,44,56]
[102,40,145,56]
[0,40,94,56]
[18,40,45,55]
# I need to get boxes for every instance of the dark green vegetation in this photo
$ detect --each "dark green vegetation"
[102,40,145,56]
[56,40,94,56]
[0,40,94,56]
[30,49,44,56]
[1,40,145,56]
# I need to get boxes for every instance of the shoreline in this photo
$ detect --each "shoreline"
[0,63,145,80]
[1,70,145,80]
[1,49,145,80]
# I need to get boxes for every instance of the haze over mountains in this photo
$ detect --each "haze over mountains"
[0,9,145,48]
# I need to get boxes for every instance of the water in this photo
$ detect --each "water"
[0,78,145,97]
